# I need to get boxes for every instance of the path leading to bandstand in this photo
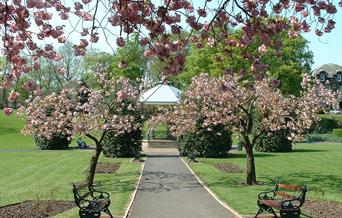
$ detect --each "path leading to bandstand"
[128,149,238,218]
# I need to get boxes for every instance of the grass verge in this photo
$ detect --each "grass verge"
[187,143,342,215]
[0,150,142,217]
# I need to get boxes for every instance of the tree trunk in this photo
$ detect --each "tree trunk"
[86,142,102,186]
[244,143,257,185]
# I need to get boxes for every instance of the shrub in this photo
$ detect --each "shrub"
[34,134,71,150]
[254,129,292,152]
[332,129,342,138]
[310,116,342,134]
[252,109,292,152]
[305,134,342,143]
[177,124,232,158]
[103,129,143,158]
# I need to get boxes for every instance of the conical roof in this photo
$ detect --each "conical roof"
[140,83,182,105]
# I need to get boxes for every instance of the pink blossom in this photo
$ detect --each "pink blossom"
[8,91,20,102]
[288,30,298,39]
[258,44,267,54]
[118,61,128,69]
[23,81,36,91]
[4,108,13,116]
[117,90,128,100]
[116,37,126,47]
[144,50,154,58]
[57,67,66,75]
[197,9,207,17]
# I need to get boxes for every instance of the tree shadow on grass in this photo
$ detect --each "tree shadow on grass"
[227,153,275,159]
[0,127,20,135]
[273,172,342,195]
[291,149,328,153]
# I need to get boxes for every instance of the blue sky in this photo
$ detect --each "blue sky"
[302,4,342,69]
[41,0,342,70]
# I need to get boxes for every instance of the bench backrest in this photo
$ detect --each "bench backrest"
[274,180,307,206]
[72,183,91,208]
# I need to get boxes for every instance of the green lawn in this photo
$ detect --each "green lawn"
[0,111,142,217]
[188,143,342,215]
[0,111,96,150]
[0,111,36,150]
[0,150,142,217]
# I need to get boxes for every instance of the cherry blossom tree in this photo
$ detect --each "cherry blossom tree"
[18,69,144,186]
[164,73,335,185]
[1,0,340,111]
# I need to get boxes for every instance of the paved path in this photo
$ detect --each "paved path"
[129,149,237,218]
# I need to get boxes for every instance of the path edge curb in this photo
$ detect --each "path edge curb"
[123,157,146,218]
[180,156,243,218]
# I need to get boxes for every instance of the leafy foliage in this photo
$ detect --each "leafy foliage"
[177,124,232,158]
[103,129,142,158]
[252,109,292,152]
[176,32,313,96]
[311,117,342,133]
[306,134,342,143]
[111,35,147,81]
[34,134,71,150]
[254,129,292,152]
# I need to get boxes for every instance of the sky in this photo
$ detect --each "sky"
[302,4,342,69]
[71,0,342,70]
[8,0,341,71]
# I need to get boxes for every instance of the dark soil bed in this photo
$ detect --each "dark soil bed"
[131,159,145,163]
[0,200,75,218]
[213,163,243,173]
[302,199,342,218]
[95,162,120,174]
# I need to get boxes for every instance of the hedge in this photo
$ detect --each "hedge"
[177,124,232,158]
[103,129,142,158]
[34,134,71,150]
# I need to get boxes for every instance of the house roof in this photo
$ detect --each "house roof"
[140,83,182,105]
[312,63,342,78]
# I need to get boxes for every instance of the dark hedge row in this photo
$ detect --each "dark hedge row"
[177,124,232,158]
[102,129,142,158]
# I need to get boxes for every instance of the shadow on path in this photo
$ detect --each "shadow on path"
[128,150,238,218]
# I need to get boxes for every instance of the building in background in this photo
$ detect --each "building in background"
[312,63,342,110]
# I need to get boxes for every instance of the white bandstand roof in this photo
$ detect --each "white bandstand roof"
[140,83,182,105]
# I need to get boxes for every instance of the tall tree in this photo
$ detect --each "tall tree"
[112,34,147,81]
[18,71,144,186]
[178,31,313,95]
[163,74,335,184]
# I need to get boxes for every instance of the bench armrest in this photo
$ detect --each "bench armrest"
[89,185,110,199]
[281,198,301,209]
[258,190,275,200]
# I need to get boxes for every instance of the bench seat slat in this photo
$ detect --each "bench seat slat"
[260,200,281,209]
[274,191,296,200]
[278,183,303,191]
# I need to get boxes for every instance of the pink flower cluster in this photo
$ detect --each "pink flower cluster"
[156,73,335,143]
[0,0,340,104]
[18,73,144,141]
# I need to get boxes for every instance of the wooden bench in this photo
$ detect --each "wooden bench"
[255,180,307,218]
[72,183,113,218]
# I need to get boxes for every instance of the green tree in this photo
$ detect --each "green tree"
[177,31,313,96]
[111,35,147,81]
[82,50,116,89]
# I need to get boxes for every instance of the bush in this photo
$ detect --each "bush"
[332,129,342,138]
[310,116,342,134]
[103,129,142,158]
[254,129,292,152]
[306,134,342,143]
[177,124,232,158]
[34,134,71,150]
